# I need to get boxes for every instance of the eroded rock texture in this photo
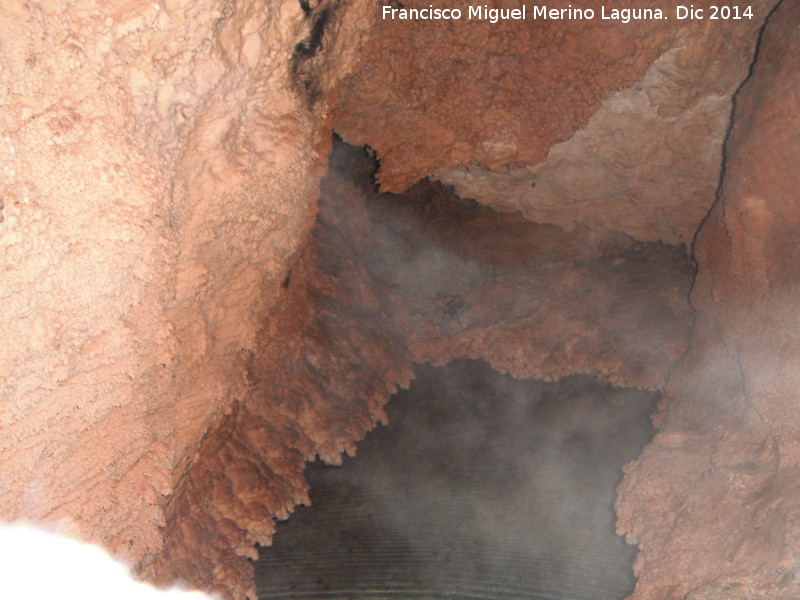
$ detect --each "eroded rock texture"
[333,0,774,244]
[143,169,416,596]
[616,2,800,598]
[159,142,694,597]
[0,0,359,576]
[437,13,764,245]
[331,148,694,390]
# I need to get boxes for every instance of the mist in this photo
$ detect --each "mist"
[252,140,693,598]
[255,361,658,598]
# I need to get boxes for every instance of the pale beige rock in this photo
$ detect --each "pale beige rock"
[0,0,339,572]
[436,13,765,244]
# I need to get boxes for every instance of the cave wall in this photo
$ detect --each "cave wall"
[436,16,762,245]
[0,0,364,572]
[616,2,800,598]
[333,0,774,244]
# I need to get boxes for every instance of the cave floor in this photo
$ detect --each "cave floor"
[255,359,657,599]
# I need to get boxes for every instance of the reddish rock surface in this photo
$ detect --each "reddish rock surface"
[351,176,694,390]
[0,0,354,576]
[332,0,773,245]
[334,0,685,192]
[616,2,800,598]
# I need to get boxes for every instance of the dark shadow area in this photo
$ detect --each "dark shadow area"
[255,359,658,599]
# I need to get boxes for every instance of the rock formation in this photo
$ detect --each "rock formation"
[617,2,800,598]
[333,0,770,244]
[1,0,797,599]
[0,0,356,578]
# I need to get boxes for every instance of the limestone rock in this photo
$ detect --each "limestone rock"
[616,3,800,598]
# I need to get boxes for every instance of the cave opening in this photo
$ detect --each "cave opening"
[247,140,696,598]
[255,360,659,599]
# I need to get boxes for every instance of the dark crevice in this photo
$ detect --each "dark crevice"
[294,5,332,59]
[292,2,338,106]
[689,0,786,263]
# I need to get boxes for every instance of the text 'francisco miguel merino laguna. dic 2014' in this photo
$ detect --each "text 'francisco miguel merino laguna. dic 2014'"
[381,4,755,23]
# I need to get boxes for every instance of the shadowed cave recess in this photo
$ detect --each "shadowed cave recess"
[157,134,702,599]
[255,360,661,599]
[252,140,692,598]
[3,1,800,600]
